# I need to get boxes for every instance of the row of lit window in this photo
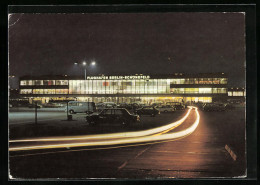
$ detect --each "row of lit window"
[70,80,166,87]
[170,78,227,84]
[76,97,213,103]
[20,87,227,95]
[68,80,170,94]
[184,97,212,103]
[20,89,68,94]
[228,91,245,96]
[20,78,227,86]
[170,88,227,94]
[20,80,68,86]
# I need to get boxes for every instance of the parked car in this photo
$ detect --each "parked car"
[135,106,160,117]
[202,103,226,111]
[28,104,42,108]
[151,102,164,107]
[224,103,235,110]
[65,101,96,114]
[117,103,132,110]
[86,108,140,126]
[130,103,144,109]
[96,102,117,112]
[103,102,117,108]
[96,102,104,111]
[166,102,185,110]
[42,103,61,108]
[155,105,176,113]
[194,102,204,109]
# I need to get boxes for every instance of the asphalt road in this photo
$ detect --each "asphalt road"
[9,107,246,179]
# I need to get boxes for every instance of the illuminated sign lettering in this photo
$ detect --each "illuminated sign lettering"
[86,75,150,80]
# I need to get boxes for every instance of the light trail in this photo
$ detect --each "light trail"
[10,132,194,157]
[9,107,200,152]
[9,107,192,143]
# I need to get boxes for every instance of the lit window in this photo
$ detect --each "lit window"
[20,89,32,94]
[20,81,26,86]
[220,78,227,84]
[34,80,43,85]
[43,80,48,85]
[233,91,244,96]
[48,80,55,85]
[56,80,68,85]
[212,78,220,84]
[33,89,43,94]
[199,88,212,94]
[184,88,199,94]
[21,80,33,85]
[198,97,212,103]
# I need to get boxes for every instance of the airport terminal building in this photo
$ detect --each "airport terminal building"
[18,73,228,105]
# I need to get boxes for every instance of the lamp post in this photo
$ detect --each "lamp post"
[146,80,149,105]
[74,60,96,80]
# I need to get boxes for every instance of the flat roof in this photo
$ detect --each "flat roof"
[20,73,228,80]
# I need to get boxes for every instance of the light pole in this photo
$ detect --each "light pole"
[146,80,149,105]
[74,60,96,80]
[82,61,87,80]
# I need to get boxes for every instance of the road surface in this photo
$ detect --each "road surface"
[9,107,246,179]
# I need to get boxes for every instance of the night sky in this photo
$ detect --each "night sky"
[8,13,245,87]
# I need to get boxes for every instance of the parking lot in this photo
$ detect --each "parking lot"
[9,106,246,178]
[9,107,187,139]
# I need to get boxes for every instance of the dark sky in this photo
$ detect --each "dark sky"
[9,13,245,87]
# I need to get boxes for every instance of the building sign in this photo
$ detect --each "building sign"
[86,75,150,80]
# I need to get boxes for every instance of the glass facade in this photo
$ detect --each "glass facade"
[19,75,228,103]
[20,78,227,86]
[66,79,228,95]
[68,79,172,94]
[19,79,228,95]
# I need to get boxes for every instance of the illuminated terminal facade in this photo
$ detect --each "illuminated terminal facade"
[19,73,228,104]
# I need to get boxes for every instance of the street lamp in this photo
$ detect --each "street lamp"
[146,79,149,105]
[74,60,96,80]
[91,61,96,66]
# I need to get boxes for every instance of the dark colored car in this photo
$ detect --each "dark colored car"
[195,102,205,110]
[135,106,160,117]
[117,103,132,110]
[203,103,226,111]
[224,103,234,110]
[173,103,185,110]
[43,103,60,108]
[166,102,185,110]
[129,103,143,109]
[28,104,42,108]
[155,105,176,113]
[86,108,140,126]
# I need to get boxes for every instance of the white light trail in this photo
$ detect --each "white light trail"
[9,107,200,152]
[10,108,192,143]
